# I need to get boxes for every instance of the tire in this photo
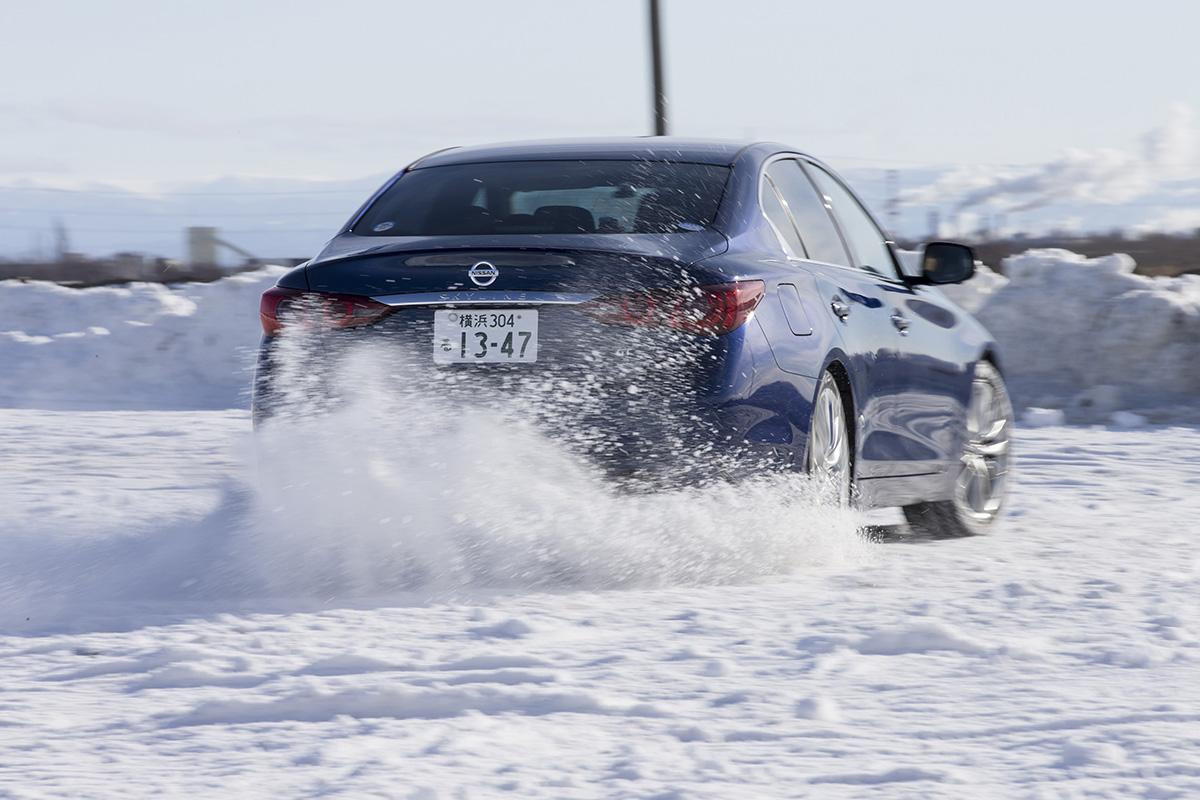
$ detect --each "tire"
[903,360,1012,537]
[807,370,853,506]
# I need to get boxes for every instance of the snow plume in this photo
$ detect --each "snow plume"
[0,337,867,630]
[245,338,868,597]
[905,105,1198,213]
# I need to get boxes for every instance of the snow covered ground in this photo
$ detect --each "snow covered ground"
[2,250,1199,797]
[2,409,1199,798]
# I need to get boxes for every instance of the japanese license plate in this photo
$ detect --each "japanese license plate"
[433,309,538,364]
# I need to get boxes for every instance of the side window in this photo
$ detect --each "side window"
[760,178,804,257]
[804,163,900,280]
[765,159,850,267]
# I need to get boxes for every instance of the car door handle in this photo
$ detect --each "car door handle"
[830,299,851,320]
[890,312,910,334]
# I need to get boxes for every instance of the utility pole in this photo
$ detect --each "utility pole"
[52,218,69,261]
[648,0,668,136]
[884,169,900,237]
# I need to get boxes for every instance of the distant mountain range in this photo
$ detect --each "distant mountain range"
[0,174,389,263]
[3,166,1199,262]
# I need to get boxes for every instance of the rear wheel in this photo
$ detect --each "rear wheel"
[807,371,852,506]
[903,360,1012,537]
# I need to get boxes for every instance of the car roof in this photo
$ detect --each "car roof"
[409,137,762,168]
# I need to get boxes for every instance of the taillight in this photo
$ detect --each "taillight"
[581,280,765,336]
[259,287,393,336]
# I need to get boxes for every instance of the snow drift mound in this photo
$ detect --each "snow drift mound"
[944,249,1200,420]
[0,266,285,409]
[1,250,1198,420]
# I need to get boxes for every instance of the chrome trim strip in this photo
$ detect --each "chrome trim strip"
[372,290,596,307]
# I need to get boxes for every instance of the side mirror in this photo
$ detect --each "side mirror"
[915,241,975,285]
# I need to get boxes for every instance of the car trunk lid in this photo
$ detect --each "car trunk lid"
[304,231,729,297]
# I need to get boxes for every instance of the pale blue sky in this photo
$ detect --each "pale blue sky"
[3,0,1198,189]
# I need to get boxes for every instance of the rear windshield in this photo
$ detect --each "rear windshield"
[352,160,730,236]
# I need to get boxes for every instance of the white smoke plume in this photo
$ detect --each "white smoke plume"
[904,105,1198,213]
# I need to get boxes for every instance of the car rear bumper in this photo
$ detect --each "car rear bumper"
[251,317,788,486]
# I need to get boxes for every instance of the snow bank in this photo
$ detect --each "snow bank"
[0,266,285,409]
[1,250,1198,420]
[935,261,1009,314]
[948,249,1200,419]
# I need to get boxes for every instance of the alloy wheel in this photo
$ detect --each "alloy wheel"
[954,364,1012,522]
[808,373,851,505]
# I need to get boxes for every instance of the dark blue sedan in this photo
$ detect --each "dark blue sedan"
[255,138,1011,538]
